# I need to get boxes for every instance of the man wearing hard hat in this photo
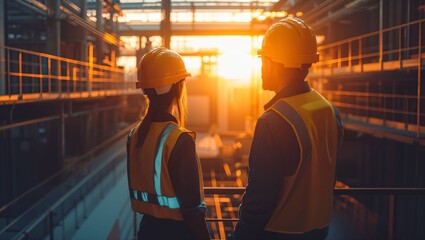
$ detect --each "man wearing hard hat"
[233,18,344,240]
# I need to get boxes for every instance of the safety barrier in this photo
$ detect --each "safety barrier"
[2,153,424,240]
[201,187,425,240]
[0,45,138,103]
[309,19,424,143]
[0,124,134,240]
[312,19,424,73]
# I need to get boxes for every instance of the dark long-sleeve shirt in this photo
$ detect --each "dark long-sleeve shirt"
[128,112,210,240]
[234,81,343,240]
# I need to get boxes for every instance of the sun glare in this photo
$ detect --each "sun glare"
[172,36,263,86]
[117,35,264,86]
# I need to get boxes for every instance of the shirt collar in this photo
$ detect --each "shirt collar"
[264,81,311,110]
[151,111,178,123]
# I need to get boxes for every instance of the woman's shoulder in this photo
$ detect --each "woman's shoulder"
[173,125,196,141]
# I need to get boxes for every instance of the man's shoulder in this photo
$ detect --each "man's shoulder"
[258,110,293,132]
[259,109,279,121]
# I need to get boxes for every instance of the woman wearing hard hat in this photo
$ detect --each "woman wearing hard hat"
[127,47,210,240]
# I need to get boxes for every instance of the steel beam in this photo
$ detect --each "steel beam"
[7,0,48,17]
[60,7,121,46]
[342,118,425,146]
[47,0,61,55]
[88,1,273,11]
[119,22,269,36]
[0,0,5,95]
[96,0,104,64]
[161,0,171,48]
[80,0,88,62]
[308,0,370,30]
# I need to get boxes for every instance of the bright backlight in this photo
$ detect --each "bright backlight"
[172,36,263,86]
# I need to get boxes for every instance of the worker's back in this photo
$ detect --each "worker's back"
[265,89,339,233]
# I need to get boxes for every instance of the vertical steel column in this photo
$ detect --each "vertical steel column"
[161,0,171,48]
[0,0,5,95]
[398,28,402,68]
[80,0,88,62]
[191,2,195,24]
[47,0,61,56]
[110,11,115,33]
[404,0,411,59]
[388,195,395,240]
[59,101,65,165]
[417,21,422,138]
[109,11,117,68]
[348,41,352,70]
[136,36,143,66]
[96,0,104,64]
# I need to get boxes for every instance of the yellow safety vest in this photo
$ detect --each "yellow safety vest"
[127,121,204,221]
[265,89,338,234]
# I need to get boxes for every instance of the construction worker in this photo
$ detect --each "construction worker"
[233,18,343,240]
[127,47,210,240]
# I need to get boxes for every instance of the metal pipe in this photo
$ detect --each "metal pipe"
[318,19,425,50]
[18,52,22,99]
[204,187,425,195]
[7,48,10,97]
[12,0,48,16]
[0,116,60,132]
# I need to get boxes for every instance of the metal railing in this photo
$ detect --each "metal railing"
[3,160,424,240]
[313,19,424,73]
[201,187,425,240]
[0,45,138,103]
[120,187,425,240]
[0,124,135,240]
[309,19,424,142]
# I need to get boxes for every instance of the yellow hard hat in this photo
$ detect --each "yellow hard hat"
[136,47,191,93]
[258,18,319,68]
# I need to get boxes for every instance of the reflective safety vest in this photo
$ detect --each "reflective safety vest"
[265,89,338,234]
[127,121,204,221]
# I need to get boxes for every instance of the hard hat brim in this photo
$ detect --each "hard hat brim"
[258,49,319,66]
[136,72,191,89]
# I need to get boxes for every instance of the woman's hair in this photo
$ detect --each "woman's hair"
[137,80,187,146]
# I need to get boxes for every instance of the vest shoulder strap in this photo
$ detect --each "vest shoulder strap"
[268,99,312,174]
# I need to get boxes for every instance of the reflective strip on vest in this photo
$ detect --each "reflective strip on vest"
[154,123,178,196]
[130,189,180,209]
[271,100,312,168]
[129,123,181,210]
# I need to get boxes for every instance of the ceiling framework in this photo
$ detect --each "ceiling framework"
[116,0,374,37]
